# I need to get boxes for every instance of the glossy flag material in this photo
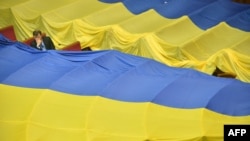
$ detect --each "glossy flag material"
[0,34,250,141]
[1,0,250,82]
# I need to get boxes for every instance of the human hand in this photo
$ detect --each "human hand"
[36,38,42,47]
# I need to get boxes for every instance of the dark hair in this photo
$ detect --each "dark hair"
[33,30,42,36]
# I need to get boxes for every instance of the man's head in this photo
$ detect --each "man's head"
[33,30,42,40]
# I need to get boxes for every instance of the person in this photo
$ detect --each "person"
[30,30,55,51]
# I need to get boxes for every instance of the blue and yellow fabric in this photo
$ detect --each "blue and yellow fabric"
[0,0,250,82]
[0,34,250,141]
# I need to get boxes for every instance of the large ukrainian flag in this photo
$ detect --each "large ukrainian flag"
[0,34,250,141]
[1,0,250,82]
[1,0,250,140]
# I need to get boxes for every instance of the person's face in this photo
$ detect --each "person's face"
[34,34,42,41]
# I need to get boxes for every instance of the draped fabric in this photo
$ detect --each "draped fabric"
[0,34,250,141]
[0,0,250,82]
